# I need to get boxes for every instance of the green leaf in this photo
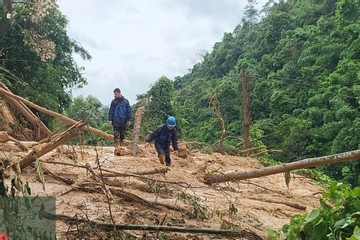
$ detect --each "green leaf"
[305,209,320,223]
[8,150,14,159]
[267,226,280,239]
[354,226,360,239]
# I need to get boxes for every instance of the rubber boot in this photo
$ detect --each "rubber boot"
[114,140,121,156]
[158,154,165,165]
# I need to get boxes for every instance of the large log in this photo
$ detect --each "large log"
[204,150,360,184]
[14,121,87,170]
[0,83,50,140]
[0,88,114,141]
[131,106,144,156]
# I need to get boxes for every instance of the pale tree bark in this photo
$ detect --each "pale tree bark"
[0,131,28,150]
[0,83,51,140]
[13,121,87,170]
[204,150,360,184]
[0,87,114,141]
[208,94,226,145]
[131,106,144,156]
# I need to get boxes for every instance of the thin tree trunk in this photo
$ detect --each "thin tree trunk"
[131,106,144,156]
[204,150,360,184]
[208,94,226,145]
[0,88,114,141]
[242,69,251,149]
[102,167,169,177]
[41,211,264,239]
[238,145,266,154]
[249,149,282,158]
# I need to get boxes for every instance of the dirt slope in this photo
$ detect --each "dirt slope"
[0,142,325,239]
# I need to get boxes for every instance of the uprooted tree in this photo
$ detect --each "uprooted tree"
[204,150,360,184]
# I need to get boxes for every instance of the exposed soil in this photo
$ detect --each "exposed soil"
[0,142,325,239]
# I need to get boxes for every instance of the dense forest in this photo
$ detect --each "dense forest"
[135,0,360,187]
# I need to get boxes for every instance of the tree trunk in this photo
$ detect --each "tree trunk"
[208,94,226,145]
[238,145,266,155]
[0,87,114,141]
[242,69,251,149]
[0,83,51,140]
[14,121,87,170]
[204,150,360,184]
[131,106,144,156]
[41,211,264,239]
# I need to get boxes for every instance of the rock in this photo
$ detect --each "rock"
[178,145,188,158]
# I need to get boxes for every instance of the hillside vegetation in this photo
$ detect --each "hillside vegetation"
[136,0,360,187]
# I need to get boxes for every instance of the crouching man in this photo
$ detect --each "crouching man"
[145,117,178,166]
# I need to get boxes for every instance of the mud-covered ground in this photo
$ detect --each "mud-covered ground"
[0,142,325,239]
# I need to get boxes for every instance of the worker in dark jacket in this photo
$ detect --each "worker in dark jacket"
[145,117,178,166]
[108,88,132,146]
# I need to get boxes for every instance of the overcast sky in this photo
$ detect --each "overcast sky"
[58,0,267,105]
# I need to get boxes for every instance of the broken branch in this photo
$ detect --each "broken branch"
[12,121,87,170]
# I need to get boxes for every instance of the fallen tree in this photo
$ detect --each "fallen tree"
[204,150,360,184]
[0,87,114,141]
[13,121,87,170]
[0,83,51,140]
[40,211,264,239]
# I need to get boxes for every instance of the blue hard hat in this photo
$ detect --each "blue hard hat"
[167,116,176,127]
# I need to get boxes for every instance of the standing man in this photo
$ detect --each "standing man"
[108,88,132,148]
[145,116,178,166]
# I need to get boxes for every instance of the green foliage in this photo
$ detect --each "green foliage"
[134,76,176,137]
[0,2,90,125]
[178,192,207,220]
[133,0,360,186]
[64,95,113,145]
[282,182,360,239]
[0,151,55,239]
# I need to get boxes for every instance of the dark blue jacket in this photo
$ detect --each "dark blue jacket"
[146,124,178,150]
[108,96,132,127]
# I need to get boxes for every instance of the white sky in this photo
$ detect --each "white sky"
[58,0,268,105]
